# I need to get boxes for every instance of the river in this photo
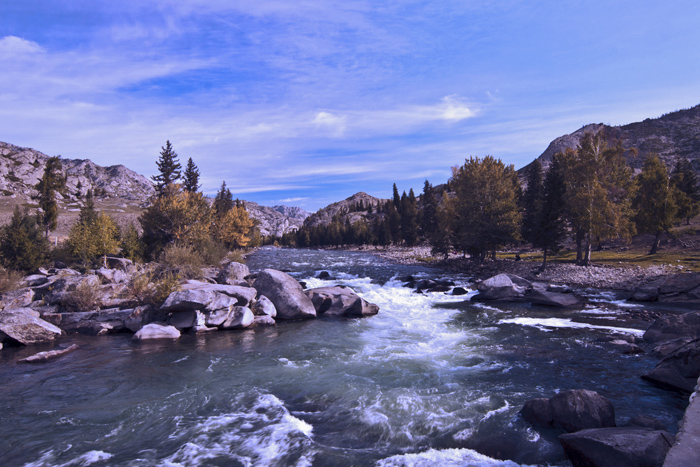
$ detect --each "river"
[0,247,688,466]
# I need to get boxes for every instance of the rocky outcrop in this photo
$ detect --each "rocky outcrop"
[521,389,616,433]
[304,286,379,317]
[631,273,700,303]
[216,262,250,285]
[474,274,580,307]
[302,192,384,229]
[0,308,63,344]
[559,427,675,467]
[243,201,310,237]
[664,376,700,466]
[525,104,700,174]
[642,339,700,393]
[643,311,700,344]
[253,269,316,320]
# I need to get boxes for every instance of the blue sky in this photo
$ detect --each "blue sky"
[1,1,699,212]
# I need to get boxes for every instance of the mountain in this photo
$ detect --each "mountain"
[0,141,154,207]
[529,104,700,172]
[243,202,310,237]
[303,192,385,228]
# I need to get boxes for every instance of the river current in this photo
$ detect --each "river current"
[0,247,688,466]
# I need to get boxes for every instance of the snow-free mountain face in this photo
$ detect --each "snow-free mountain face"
[243,201,310,237]
[528,104,700,173]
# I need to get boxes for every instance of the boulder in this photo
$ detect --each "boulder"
[124,306,155,332]
[642,339,700,393]
[0,287,35,309]
[217,262,250,285]
[452,287,469,296]
[253,269,316,320]
[23,274,48,287]
[18,344,80,363]
[609,339,644,354]
[529,288,580,307]
[558,427,674,467]
[522,390,616,433]
[643,311,700,344]
[318,271,332,280]
[549,390,616,432]
[642,367,696,393]
[161,289,218,312]
[41,309,132,335]
[475,274,530,301]
[168,310,201,330]
[651,337,694,358]
[626,415,667,430]
[220,306,254,329]
[205,307,232,327]
[659,273,700,295]
[0,308,62,344]
[96,267,129,284]
[631,286,659,302]
[133,323,180,340]
[251,295,276,317]
[304,286,379,317]
[254,315,276,326]
[105,257,133,272]
[520,398,553,427]
[180,281,257,306]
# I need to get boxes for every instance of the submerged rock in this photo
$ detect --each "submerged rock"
[521,389,616,433]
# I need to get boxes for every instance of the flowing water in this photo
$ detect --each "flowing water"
[0,248,689,466]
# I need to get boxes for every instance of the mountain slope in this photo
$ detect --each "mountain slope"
[531,104,700,172]
[243,202,310,237]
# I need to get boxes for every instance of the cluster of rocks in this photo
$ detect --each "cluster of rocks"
[398,275,467,295]
[0,259,380,350]
[474,273,580,307]
[521,389,675,467]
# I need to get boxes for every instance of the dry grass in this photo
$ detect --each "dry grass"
[0,267,24,294]
[65,279,103,312]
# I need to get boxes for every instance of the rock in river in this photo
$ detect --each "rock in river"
[253,269,316,320]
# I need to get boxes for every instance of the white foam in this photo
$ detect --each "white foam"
[376,447,536,466]
[24,450,113,467]
[499,317,644,336]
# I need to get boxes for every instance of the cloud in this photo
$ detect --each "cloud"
[0,36,43,55]
[279,197,309,203]
[312,111,346,136]
[439,95,475,121]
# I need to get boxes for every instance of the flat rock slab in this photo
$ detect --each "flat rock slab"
[559,427,674,467]
[133,323,181,340]
[0,308,62,345]
[19,344,80,363]
[664,376,700,467]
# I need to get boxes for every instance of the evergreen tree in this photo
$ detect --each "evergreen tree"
[670,157,700,225]
[79,189,98,225]
[430,191,454,259]
[421,180,438,240]
[120,223,145,262]
[392,183,401,209]
[450,156,521,261]
[152,140,182,196]
[401,189,419,246]
[0,207,49,271]
[538,154,567,269]
[213,181,234,216]
[632,155,677,254]
[521,159,544,245]
[183,157,201,193]
[385,200,402,244]
[35,156,65,238]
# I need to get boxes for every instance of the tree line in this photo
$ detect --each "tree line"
[283,130,699,267]
[0,141,257,271]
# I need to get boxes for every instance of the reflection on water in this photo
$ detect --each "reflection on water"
[0,247,688,466]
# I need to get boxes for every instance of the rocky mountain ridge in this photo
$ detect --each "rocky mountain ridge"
[243,202,310,237]
[530,104,700,172]
[302,192,385,228]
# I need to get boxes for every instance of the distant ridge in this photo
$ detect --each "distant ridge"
[528,104,700,172]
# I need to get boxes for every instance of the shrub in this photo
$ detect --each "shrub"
[128,268,181,307]
[0,267,24,294]
[160,243,204,279]
[196,238,229,266]
[66,279,103,312]
[121,223,145,262]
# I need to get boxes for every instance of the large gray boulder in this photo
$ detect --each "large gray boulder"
[253,269,316,320]
[0,308,62,344]
[217,262,250,285]
[643,311,700,344]
[0,287,35,309]
[559,427,674,467]
[642,339,700,393]
[475,274,530,301]
[180,281,256,306]
[304,286,379,317]
[521,389,616,433]
[133,323,180,340]
[529,288,580,307]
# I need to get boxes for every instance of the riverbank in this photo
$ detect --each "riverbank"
[343,245,685,291]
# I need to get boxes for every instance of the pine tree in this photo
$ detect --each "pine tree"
[0,207,49,271]
[79,189,98,225]
[538,153,567,269]
[213,181,234,216]
[392,183,401,209]
[401,189,419,246]
[450,156,521,261]
[430,191,454,259]
[35,156,65,238]
[152,140,182,196]
[670,157,700,225]
[521,159,544,245]
[632,155,677,254]
[183,157,201,193]
[421,180,438,240]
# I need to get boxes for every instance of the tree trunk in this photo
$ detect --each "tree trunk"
[541,246,548,271]
[649,231,661,255]
[575,229,584,264]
